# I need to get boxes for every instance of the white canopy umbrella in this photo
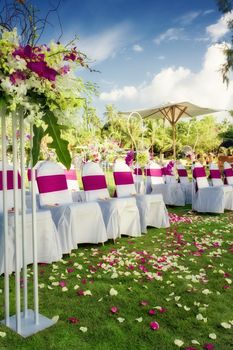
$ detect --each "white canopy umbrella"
[119,101,221,158]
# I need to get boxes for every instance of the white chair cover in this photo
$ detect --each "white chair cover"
[177,163,192,204]
[209,163,233,210]
[36,161,107,253]
[133,167,145,194]
[145,161,185,206]
[81,162,141,239]
[113,160,170,232]
[224,161,233,185]
[0,163,62,274]
[192,162,232,213]
[62,165,86,203]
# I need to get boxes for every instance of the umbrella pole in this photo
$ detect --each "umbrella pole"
[172,123,176,159]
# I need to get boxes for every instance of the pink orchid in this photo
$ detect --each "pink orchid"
[150,321,160,330]
[110,306,118,314]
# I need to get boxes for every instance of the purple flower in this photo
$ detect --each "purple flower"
[27,61,58,81]
[10,70,26,85]
[125,150,135,167]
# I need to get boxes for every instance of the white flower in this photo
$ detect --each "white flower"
[209,333,217,339]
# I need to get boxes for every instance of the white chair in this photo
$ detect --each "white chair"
[177,163,192,204]
[209,163,233,210]
[81,162,141,239]
[224,161,233,186]
[192,162,231,213]
[0,163,62,274]
[113,160,170,232]
[36,161,108,254]
[63,165,85,203]
[133,167,145,194]
[145,161,185,206]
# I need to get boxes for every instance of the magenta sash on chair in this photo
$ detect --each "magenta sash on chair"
[210,169,221,179]
[37,174,68,193]
[193,167,206,179]
[27,168,38,181]
[134,168,142,176]
[178,169,188,177]
[82,175,107,191]
[0,170,21,190]
[144,168,163,177]
[114,172,134,185]
[224,168,233,177]
[65,169,77,181]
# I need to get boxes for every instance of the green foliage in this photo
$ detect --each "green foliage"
[42,111,71,169]
[32,125,45,166]
[216,0,233,84]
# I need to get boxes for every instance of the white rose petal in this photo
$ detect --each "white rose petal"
[80,327,88,333]
[117,317,125,323]
[174,339,184,347]
[209,333,217,339]
[109,288,118,296]
[0,331,6,337]
[62,287,68,292]
[52,315,59,323]
[221,322,231,329]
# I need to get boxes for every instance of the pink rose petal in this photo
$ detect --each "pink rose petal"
[150,321,160,330]
[110,306,118,314]
[148,309,156,315]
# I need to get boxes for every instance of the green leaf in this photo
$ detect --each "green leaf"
[32,125,45,166]
[42,111,71,169]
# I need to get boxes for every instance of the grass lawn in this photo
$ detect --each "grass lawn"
[0,206,232,350]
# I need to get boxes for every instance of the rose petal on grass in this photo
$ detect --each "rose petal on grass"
[203,344,215,350]
[209,333,217,340]
[174,339,184,347]
[150,321,160,330]
[117,317,125,323]
[68,317,79,324]
[79,327,87,333]
[110,306,118,314]
[191,340,200,345]
[148,309,156,315]
[0,332,6,337]
[109,288,118,296]
[221,322,231,329]
[62,287,68,292]
[135,317,143,322]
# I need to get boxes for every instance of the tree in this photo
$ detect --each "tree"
[216,0,233,84]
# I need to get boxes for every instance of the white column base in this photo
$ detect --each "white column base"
[1,309,56,337]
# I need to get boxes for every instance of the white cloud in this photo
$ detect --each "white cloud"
[156,55,165,60]
[202,9,215,16]
[77,23,131,62]
[99,44,233,111]
[100,86,138,102]
[206,11,233,41]
[176,11,201,25]
[133,44,143,52]
[154,27,184,45]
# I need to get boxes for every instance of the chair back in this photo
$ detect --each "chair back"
[82,162,109,201]
[0,162,21,211]
[193,162,209,189]
[224,161,233,185]
[209,163,223,187]
[64,166,80,191]
[177,163,189,184]
[113,160,136,197]
[36,161,72,206]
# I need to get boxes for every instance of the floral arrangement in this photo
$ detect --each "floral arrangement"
[0,28,92,168]
[166,160,175,175]
[125,150,135,167]
[136,150,149,167]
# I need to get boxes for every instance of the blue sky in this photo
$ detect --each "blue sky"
[32,0,233,118]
